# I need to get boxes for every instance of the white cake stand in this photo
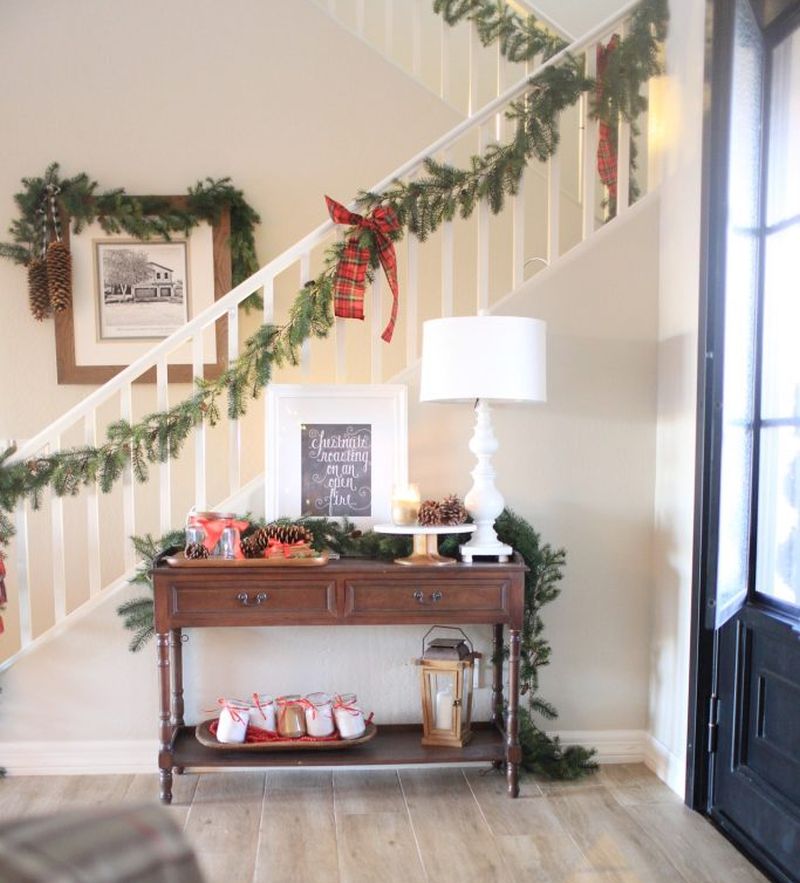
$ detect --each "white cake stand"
[373,523,476,566]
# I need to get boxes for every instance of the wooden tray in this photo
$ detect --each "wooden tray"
[165,550,330,567]
[195,719,377,751]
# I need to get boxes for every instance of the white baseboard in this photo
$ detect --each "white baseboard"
[643,733,686,796]
[2,729,654,777]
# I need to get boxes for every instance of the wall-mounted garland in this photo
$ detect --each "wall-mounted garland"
[0,0,668,567]
[118,509,596,779]
[0,164,262,320]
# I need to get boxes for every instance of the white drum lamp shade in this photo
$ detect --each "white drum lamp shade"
[419,315,547,561]
[420,316,546,404]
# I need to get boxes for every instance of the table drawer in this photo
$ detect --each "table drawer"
[167,580,337,624]
[343,579,511,621]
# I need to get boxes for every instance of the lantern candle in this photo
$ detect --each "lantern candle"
[435,685,454,730]
[391,484,421,526]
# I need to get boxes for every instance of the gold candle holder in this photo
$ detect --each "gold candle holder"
[391,484,420,526]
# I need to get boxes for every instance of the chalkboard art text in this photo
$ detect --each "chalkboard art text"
[301,423,372,517]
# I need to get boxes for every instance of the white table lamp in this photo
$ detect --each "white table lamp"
[420,315,546,562]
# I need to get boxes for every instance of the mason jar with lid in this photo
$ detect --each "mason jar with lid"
[216,699,250,744]
[304,692,335,737]
[333,693,366,740]
[276,695,306,738]
[249,693,276,732]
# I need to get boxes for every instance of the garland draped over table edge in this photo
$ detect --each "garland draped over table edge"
[0,0,668,639]
[119,509,598,780]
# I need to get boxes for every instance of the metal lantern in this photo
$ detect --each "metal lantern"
[416,626,479,747]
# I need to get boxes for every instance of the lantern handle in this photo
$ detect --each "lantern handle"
[421,625,474,657]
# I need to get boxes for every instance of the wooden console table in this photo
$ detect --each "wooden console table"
[152,555,527,804]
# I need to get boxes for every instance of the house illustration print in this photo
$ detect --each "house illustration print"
[97,240,189,339]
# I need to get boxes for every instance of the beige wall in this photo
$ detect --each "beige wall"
[649,0,707,791]
[0,0,460,439]
[0,0,666,761]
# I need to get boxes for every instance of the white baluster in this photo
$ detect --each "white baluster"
[85,415,101,598]
[156,356,171,534]
[15,498,33,647]
[300,253,311,376]
[477,124,490,312]
[120,384,135,571]
[616,21,631,215]
[468,27,479,115]
[406,235,419,366]
[384,0,393,56]
[440,14,450,102]
[412,2,422,78]
[441,217,454,320]
[512,169,526,290]
[581,44,598,239]
[547,145,561,264]
[49,439,67,622]
[192,334,207,510]
[335,317,347,383]
[227,307,241,494]
[495,43,503,140]
[371,273,383,383]
[263,273,275,325]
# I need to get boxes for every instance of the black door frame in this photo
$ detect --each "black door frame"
[688,0,800,869]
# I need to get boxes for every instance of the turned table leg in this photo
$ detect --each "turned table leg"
[506,628,521,798]
[491,623,505,770]
[157,632,174,804]
[170,629,185,775]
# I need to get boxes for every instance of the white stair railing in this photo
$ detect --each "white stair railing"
[1,0,650,662]
[315,0,570,116]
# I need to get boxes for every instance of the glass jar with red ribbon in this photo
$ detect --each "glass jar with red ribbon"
[276,695,306,738]
[333,693,366,740]
[185,508,249,559]
[304,692,336,737]
[216,698,250,744]
[249,693,277,733]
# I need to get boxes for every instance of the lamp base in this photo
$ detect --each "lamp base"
[459,539,513,564]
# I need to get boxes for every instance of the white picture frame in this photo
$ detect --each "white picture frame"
[266,384,408,528]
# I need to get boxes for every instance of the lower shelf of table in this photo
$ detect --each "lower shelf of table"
[170,722,506,768]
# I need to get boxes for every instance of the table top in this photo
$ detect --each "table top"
[372,523,476,535]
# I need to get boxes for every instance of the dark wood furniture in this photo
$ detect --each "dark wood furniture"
[152,556,527,804]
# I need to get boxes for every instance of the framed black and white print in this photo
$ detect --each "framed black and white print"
[267,385,408,528]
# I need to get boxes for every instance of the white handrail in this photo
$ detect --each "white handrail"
[11,0,636,463]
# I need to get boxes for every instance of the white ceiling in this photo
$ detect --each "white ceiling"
[522,0,631,39]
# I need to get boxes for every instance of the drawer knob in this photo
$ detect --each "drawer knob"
[431,591,443,603]
[413,591,425,603]
[237,591,268,607]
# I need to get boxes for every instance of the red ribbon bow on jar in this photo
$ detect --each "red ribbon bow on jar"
[217,698,248,724]
[325,195,401,343]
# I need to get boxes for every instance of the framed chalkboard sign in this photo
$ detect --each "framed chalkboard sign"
[266,385,408,527]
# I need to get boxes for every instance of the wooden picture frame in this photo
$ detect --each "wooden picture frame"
[54,195,230,384]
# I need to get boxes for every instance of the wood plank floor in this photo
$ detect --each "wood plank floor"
[0,765,768,883]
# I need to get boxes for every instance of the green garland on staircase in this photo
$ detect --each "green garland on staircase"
[118,509,596,779]
[0,0,668,557]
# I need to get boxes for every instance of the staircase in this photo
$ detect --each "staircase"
[1,0,654,668]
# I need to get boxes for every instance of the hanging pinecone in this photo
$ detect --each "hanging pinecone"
[46,240,72,312]
[241,528,269,559]
[265,522,314,545]
[418,500,442,526]
[185,542,210,560]
[438,494,467,526]
[27,257,51,320]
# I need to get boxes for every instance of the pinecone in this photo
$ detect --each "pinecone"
[241,529,269,559]
[418,500,442,526]
[185,542,210,560]
[265,522,314,545]
[46,240,72,312]
[27,257,51,320]
[439,494,467,526]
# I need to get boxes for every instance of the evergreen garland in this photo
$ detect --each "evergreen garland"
[0,0,667,560]
[117,508,596,779]
[0,163,263,310]
[433,0,568,63]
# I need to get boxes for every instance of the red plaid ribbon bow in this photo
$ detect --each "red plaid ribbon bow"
[325,195,401,343]
[596,35,621,199]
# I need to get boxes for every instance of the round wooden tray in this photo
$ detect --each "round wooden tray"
[195,719,377,751]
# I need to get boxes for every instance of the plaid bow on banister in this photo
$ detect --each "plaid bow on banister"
[596,34,621,199]
[325,195,401,343]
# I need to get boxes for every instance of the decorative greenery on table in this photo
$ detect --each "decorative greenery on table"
[118,509,596,779]
[0,0,668,560]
